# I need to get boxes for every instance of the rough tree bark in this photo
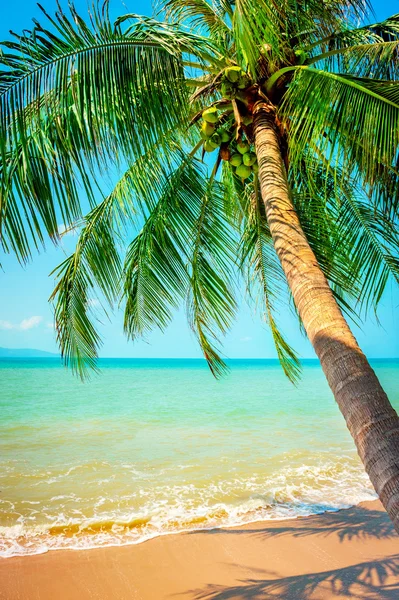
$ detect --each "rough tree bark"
[253,100,399,533]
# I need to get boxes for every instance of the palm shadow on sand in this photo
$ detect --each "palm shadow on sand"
[179,505,398,599]
[188,554,399,599]
[186,505,395,543]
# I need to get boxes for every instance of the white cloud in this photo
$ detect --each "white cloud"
[240,336,253,343]
[0,316,43,331]
[19,316,43,330]
[46,322,55,330]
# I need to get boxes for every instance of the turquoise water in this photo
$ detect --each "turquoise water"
[1,358,398,557]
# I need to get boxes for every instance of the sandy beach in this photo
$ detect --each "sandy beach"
[0,499,397,599]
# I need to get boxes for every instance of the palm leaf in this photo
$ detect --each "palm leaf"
[187,178,237,376]
[308,40,399,79]
[123,154,207,341]
[333,193,399,311]
[49,201,122,378]
[49,135,197,375]
[292,154,399,315]
[273,66,399,205]
[0,3,196,260]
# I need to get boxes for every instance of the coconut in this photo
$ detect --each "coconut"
[210,132,221,146]
[229,153,243,167]
[252,163,259,174]
[201,121,215,137]
[243,152,257,166]
[204,140,218,152]
[236,164,252,179]
[219,130,231,143]
[221,82,235,98]
[237,75,250,90]
[237,140,250,154]
[202,107,219,123]
[225,66,243,83]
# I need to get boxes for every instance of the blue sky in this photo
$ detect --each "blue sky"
[0,0,398,359]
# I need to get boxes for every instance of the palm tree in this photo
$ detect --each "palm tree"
[1,1,399,530]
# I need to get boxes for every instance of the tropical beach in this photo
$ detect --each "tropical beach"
[0,500,397,599]
[1,359,399,598]
[1,0,399,597]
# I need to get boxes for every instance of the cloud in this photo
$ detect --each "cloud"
[240,336,253,343]
[20,316,43,330]
[0,316,43,331]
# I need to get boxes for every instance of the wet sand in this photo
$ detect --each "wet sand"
[0,499,398,599]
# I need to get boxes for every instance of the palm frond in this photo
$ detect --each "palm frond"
[334,193,399,311]
[187,178,237,376]
[307,13,399,54]
[228,0,371,78]
[308,40,399,79]
[123,154,206,341]
[163,0,232,44]
[276,66,399,207]
[291,153,399,316]
[50,200,123,378]
[0,2,195,260]
[49,135,196,375]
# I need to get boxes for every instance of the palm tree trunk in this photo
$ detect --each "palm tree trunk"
[253,100,399,533]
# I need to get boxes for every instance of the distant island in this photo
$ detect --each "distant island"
[0,347,59,358]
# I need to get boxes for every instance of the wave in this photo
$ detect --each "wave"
[0,457,377,558]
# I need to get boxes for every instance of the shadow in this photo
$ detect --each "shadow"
[187,505,396,543]
[188,554,399,599]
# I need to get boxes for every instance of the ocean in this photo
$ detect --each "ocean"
[1,358,398,558]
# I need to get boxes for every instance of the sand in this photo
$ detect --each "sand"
[0,499,398,599]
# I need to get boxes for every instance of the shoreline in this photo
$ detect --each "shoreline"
[0,494,377,560]
[1,499,398,599]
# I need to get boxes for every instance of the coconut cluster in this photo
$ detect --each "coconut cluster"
[199,66,258,181]
[229,139,258,180]
[200,106,258,181]
[221,66,251,100]
[200,106,231,153]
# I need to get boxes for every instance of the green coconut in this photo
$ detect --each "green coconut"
[236,164,252,179]
[210,132,221,146]
[221,82,235,98]
[201,121,215,137]
[202,107,219,123]
[219,130,231,143]
[229,153,243,167]
[252,162,259,174]
[237,140,250,154]
[204,140,218,152]
[225,66,243,83]
[237,75,250,90]
[243,152,257,166]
